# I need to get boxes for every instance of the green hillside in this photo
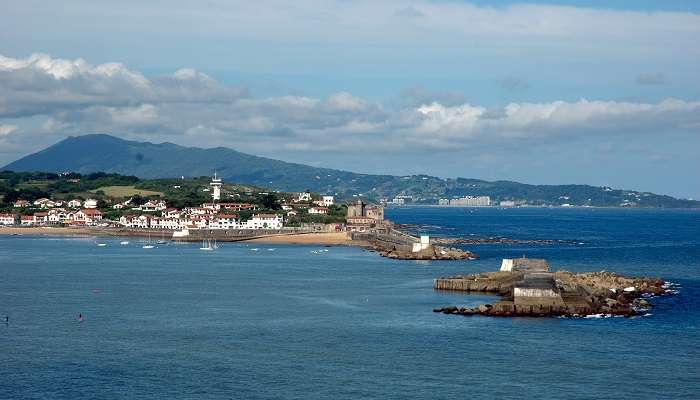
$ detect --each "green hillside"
[3,134,698,208]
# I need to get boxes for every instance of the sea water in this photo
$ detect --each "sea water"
[1,207,698,399]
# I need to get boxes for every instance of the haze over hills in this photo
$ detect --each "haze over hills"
[3,134,698,208]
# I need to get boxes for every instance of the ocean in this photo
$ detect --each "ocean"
[1,207,698,399]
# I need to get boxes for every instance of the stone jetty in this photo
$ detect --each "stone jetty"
[433,257,671,317]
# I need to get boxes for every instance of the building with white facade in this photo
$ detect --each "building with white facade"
[13,200,30,208]
[297,192,312,202]
[0,213,16,225]
[242,214,283,230]
[83,199,98,209]
[322,196,334,206]
[308,207,328,215]
[67,199,82,208]
[447,196,491,207]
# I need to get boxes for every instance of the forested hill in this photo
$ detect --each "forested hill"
[3,134,698,208]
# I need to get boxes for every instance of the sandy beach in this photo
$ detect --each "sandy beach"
[0,226,96,236]
[0,226,354,245]
[242,232,351,245]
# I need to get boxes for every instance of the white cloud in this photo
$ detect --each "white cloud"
[0,124,17,136]
[0,52,699,160]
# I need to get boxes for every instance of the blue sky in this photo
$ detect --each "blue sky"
[0,0,698,198]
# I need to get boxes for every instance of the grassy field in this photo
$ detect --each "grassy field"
[90,186,164,198]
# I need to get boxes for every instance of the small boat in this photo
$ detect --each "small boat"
[156,231,168,245]
[143,233,155,249]
[96,243,107,247]
[200,238,216,251]
[120,241,130,245]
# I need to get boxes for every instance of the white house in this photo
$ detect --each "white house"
[0,213,16,225]
[213,214,238,229]
[308,207,328,215]
[242,214,283,230]
[13,200,30,208]
[48,208,70,224]
[162,208,181,219]
[322,196,334,206]
[67,199,82,208]
[33,198,57,209]
[140,200,167,212]
[73,209,103,225]
[297,192,312,202]
[119,215,151,229]
[157,218,183,230]
[83,198,98,209]
[33,212,49,225]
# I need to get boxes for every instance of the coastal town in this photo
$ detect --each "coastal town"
[0,171,478,260]
[0,174,335,231]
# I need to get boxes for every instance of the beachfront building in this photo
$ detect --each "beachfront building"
[242,214,283,230]
[33,212,49,225]
[48,208,71,224]
[119,215,151,229]
[20,215,35,226]
[212,214,239,229]
[73,209,103,225]
[0,213,17,225]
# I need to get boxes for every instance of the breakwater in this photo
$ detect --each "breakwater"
[350,229,477,260]
[434,270,671,317]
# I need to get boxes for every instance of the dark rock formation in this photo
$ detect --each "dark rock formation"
[433,270,671,318]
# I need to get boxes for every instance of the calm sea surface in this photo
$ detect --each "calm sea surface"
[1,207,699,399]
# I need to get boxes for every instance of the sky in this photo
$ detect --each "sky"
[0,0,698,198]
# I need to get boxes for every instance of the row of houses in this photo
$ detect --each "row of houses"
[1,208,103,226]
[118,213,283,230]
[14,198,97,209]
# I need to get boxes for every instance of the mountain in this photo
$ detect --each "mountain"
[3,134,698,208]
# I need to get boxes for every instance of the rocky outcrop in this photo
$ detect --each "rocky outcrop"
[379,246,477,260]
[433,270,671,318]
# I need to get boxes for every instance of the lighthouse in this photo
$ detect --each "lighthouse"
[210,172,222,202]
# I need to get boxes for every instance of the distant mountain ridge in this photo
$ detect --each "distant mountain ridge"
[3,134,698,208]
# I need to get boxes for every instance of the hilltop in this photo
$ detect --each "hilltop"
[3,134,698,208]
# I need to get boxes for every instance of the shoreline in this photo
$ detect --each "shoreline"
[0,226,355,246]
